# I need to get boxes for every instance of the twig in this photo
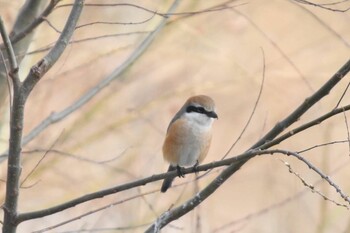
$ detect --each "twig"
[20,131,64,187]
[278,159,348,208]
[293,0,350,12]
[343,111,350,156]
[291,1,350,48]
[0,49,13,111]
[297,140,350,153]
[335,81,350,109]
[75,12,156,29]
[198,47,266,179]
[222,47,266,159]
[32,190,158,233]
[273,149,350,205]
[212,156,350,232]
[42,17,62,33]
[0,17,19,83]
[24,31,148,56]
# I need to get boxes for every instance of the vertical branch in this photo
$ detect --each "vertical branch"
[0,16,23,233]
[1,1,84,232]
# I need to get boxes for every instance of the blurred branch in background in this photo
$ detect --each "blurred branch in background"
[293,0,350,12]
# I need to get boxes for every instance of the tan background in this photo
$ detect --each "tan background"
[0,0,350,232]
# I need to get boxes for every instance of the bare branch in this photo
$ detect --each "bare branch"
[75,13,156,29]
[0,17,19,83]
[33,190,157,233]
[20,131,63,187]
[297,140,350,153]
[293,0,350,12]
[222,48,266,160]
[278,159,348,209]
[335,81,350,108]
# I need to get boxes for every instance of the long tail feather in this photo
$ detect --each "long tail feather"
[161,165,176,193]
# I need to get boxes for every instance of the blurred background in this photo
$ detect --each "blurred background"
[0,0,350,232]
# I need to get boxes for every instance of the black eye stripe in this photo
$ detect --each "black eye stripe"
[186,106,208,114]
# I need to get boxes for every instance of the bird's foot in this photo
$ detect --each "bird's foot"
[176,165,185,178]
[192,160,199,174]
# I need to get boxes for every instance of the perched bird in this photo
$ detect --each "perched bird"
[161,95,218,193]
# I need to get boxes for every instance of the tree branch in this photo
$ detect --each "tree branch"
[2,0,84,231]
[0,17,19,84]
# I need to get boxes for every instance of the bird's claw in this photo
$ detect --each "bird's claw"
[176,165,185,178]
[192,160,199,174]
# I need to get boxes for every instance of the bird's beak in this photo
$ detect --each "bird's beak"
[207,111,218,119]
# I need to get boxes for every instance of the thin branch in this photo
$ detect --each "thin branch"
[293,0,350,12]
[22,147,129,165]
[297,140,350,153]
[343,111,350,156]
[274,150,350,204]
[24,31,148,56]
[223,48,266,159]
[335,81,350,108]
[42,18,62,33]
[0,17,19,84]
[20,131,64,187]
[56,2,241,18]
[278,159,348,209]
[291,1,350,48]
[0,49,13,111]
[75,12,156,29]
[33,190,158,233]
[198,48,265,179]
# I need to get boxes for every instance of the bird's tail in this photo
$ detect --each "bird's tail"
[161,165,176,193]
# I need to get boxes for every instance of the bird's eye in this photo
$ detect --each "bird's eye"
[197,107,205,113]
[186,106,197,113]
[186,106,206,114]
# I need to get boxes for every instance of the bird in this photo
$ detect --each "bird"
[161,95,218,193]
